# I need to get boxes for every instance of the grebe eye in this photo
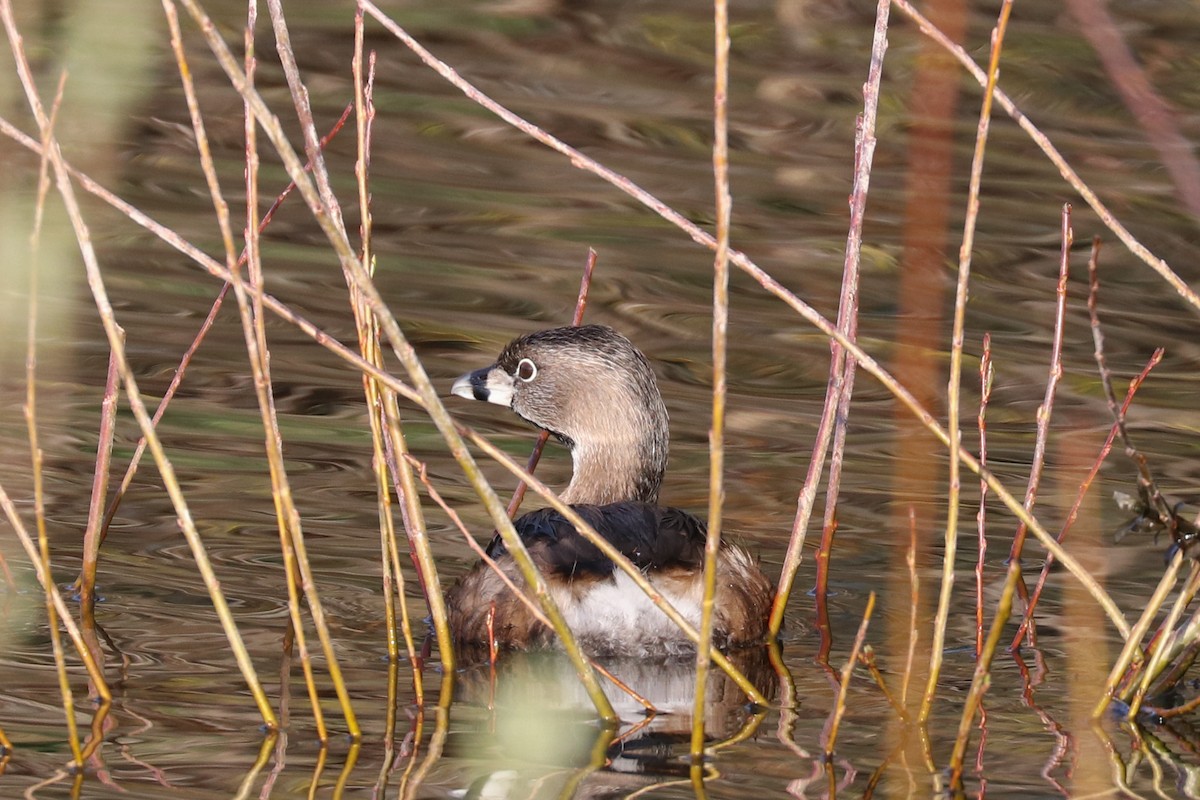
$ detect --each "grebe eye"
[516,358,538,382]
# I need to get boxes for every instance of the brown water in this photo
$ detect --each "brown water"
[2,0,1200,797]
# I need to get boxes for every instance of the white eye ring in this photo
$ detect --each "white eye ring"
[516,357,538,382]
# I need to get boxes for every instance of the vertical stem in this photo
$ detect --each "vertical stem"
[692,0,731,768]
[920,0,1013,724]
[975,333,993,657]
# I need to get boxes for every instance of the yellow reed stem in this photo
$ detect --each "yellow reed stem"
[1126,560,1200,718]
[921,0,1013,725]
[692,0,732,768]
[947,559,1017,785]
[825,593,875,758]
[22,67,84,770]
[350,13,448,678]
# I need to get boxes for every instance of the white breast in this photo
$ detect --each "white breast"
[551,569,704,657]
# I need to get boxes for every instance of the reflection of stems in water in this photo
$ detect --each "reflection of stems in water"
[334,738,362,797]
[507,248,597,519]
[976,333,993,658]
[554,725,617,800]
[923,0,1013,727]
[232,733,277,800]
[401,673,454,800]
[393,698,428,799]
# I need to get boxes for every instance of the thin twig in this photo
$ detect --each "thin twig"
[825,593,876,758]
[975,333,993,658]
[949,560,1019,786]
[24,68,85,770]
[1007,204,1072,568]
[813,1,889,644]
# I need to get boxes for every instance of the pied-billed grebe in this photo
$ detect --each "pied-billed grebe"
[447,324,772,656]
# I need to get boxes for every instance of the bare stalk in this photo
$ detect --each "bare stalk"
[23,70,85,769]
[1007,205,1072,570]
[921,0,1013,725]
[691,0,733,769]
[975,333,993,657]
[900,509,919,709]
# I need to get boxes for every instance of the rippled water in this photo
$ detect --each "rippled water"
[2,0,1200,797]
